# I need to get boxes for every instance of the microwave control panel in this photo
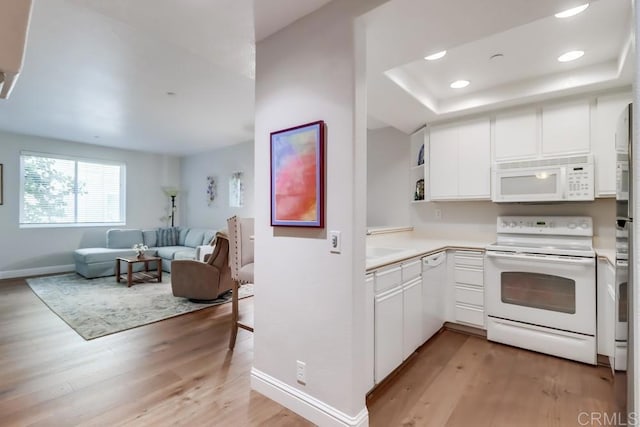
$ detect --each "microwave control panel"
[566,164,594,200]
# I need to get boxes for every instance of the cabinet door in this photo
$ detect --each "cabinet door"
[542,100,590,156]
[374,285,403,383]
[594,93,632,197]
[422,252,446,342]
[403,278,423,359]
[458,119,491,199]
[597,259,616,357]
[429,125,459,199]
[364,274,375,392]
[494,110,538,160]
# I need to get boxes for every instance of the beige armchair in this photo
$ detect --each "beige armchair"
[227,215,254,349]
[171,232,234,302]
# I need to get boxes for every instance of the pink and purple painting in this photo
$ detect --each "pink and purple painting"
[270,121,324,227]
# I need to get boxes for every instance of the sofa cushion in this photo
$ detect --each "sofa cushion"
[107,229,144,249]
[156,246,195,260]
[178,228,189,246]
[174,249,197,260]
[157,227,179,246]
[203,230,216,245]
[184,229,205,248]
[74,248,158,264]
[142,229,157,247]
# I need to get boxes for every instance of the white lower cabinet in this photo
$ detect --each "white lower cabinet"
[364,274,375,392]
[403,278,423,359]
[453,250,485,328]
[374,283,403,383]
[373,259,424,384]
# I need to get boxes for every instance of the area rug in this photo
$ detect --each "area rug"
[26,273,253,340]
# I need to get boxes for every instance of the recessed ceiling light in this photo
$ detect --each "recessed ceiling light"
[424,50,447,61]
[555,3,589,18]
[450,80,470,89]
[558,50,584,62]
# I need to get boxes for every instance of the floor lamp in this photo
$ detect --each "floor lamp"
[163,187,179,227]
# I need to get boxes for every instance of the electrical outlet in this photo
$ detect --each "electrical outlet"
[435,209,442,220]
[329,231,341,253]
[296,360,306,384]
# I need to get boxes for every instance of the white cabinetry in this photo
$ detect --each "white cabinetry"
[364,274,375,392]
[429,118,491,201]
[373,259,423,384]
[410,127,427,203]
[452,250,485,328]
[593,92,632,197]
[494,109,538,161]
[541,100,591,156]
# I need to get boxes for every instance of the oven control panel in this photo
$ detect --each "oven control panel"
[496,216,593,236]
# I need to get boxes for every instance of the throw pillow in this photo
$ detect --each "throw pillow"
[156,227,180,246]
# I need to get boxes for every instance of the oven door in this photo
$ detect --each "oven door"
[485,251,596,335]
[616,260,629,341]
[493,166,565,202]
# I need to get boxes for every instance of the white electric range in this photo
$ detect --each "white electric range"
[485,216,597,365]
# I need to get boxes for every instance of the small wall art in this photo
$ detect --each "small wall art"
[229,172,244,208]
[206,175,217,206]
[270,120,325,227]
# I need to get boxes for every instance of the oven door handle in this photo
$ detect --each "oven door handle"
[485,251,594,265]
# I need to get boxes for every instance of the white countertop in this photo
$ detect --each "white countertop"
[366,231,492,271]
[366,230,617,271]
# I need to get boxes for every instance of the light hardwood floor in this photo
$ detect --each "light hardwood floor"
[1,277,623,426]
[367,329,624,427]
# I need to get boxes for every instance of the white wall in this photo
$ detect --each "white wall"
[180,141,254,230]
[252,0,386,424]
[410,198,616,248]
[367,127,410,227]
[0,130,180,277]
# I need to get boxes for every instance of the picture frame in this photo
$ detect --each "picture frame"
[270,120,325,227]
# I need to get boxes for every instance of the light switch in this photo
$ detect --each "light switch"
[329,231,341,253]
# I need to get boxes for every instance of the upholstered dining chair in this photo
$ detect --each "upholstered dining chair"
[171,232,234,302]
[227,215,254,349]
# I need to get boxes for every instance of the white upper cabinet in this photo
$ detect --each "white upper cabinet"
[593,92,632,197]
[458,120,491,198]
[541,100,591,156]
[429,125,459,199]
[429,118,491,200]
[494,110,538,161]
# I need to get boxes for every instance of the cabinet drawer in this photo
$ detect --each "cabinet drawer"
[402,259,421,282]
[454,251,484,267]
[454,267,483,287]
[374,266,402,293]
[455,304,484,327]
[455,285,484,306]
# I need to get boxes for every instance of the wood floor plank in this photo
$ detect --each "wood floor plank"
[0,277,624,426]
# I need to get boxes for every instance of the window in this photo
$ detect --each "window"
[20,152,125,227]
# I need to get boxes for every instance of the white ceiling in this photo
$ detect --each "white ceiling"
[365,0,634,132]
[0,0,634,153]
[0,0,331,156]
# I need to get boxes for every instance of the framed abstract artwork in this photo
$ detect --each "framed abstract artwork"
[270,120,325,227]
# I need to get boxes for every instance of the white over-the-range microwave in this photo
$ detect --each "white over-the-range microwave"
[492,155,594,203]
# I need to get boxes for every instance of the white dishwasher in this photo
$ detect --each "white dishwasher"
[422,251,446,342]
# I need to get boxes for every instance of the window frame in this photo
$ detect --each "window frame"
[19,151,127,228]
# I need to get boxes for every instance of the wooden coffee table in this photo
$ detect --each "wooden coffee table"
[115,255,162,287]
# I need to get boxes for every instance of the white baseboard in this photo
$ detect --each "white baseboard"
[251,368,368,427]
[0,264,75,280]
